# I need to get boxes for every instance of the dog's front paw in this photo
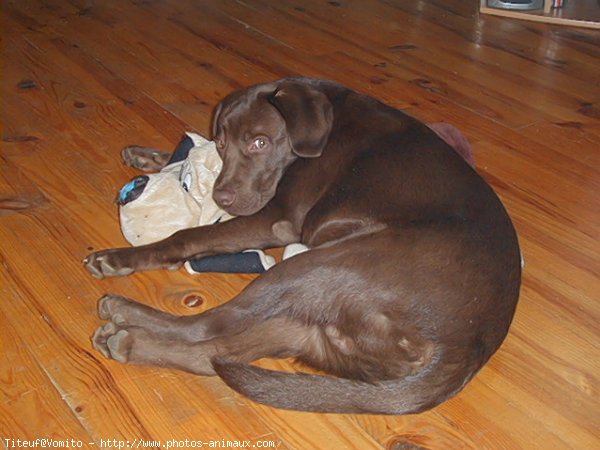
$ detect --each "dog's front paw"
[121,146,171,172]
[84,249,136,279]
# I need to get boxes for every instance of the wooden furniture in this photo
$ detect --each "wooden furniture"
[481,0,600,29]
[2,1,599,448]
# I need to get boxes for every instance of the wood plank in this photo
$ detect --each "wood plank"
[0,316,92,443]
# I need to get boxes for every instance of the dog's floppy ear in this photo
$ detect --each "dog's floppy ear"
[211,101,223,139]
[268,82,333,158]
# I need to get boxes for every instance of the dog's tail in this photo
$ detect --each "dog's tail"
[213,360,472,415]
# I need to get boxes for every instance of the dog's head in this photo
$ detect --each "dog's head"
[211,80,334,216]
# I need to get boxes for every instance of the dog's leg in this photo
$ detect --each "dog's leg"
[92,312,312,375]
[94,292,267,342]
[84,206,298,278]
[121,146,171,172]
[92,233,320,341]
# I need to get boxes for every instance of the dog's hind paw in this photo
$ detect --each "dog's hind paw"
[92,322,120,359]
[92,324,133,364]
[92,322,152,364]
[105,329,134,364]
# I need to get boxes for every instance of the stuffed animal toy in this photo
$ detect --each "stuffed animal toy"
[118,133,309,273]
[118,124,473,274]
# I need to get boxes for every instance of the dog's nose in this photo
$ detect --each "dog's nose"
[119,175,149,205]
[214,188,236,207]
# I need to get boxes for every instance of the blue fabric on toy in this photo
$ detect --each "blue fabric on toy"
[119,175,149,205]
[188,251,272,274]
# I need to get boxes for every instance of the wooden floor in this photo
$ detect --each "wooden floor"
[2,1,599,449]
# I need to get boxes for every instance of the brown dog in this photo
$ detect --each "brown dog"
[84,77,521,415]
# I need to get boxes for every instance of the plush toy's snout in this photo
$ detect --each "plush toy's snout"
[119,175,149,206]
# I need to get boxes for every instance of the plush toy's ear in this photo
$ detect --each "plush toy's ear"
[268,82,333,158]
[167,133,197,165]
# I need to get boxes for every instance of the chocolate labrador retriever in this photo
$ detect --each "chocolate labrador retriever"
[84,77,521,414]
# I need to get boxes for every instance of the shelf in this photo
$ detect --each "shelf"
[480,0,600,29]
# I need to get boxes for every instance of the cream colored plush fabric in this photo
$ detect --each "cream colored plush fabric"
[120,133,233,246]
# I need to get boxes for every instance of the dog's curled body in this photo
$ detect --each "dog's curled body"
[85,78,521,414]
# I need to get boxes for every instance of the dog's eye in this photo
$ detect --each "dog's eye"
[249,137,269,153]
[182,172,192,192]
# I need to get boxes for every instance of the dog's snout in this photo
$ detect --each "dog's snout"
[119,175,149,205]
[214,188,236,207]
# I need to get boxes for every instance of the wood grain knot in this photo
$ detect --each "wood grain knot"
[183,294,204,308]
[77,7,92,16]
[17,79,38,90]
[409,78,446,95]
[0,196,48,213]
[554,121,584,129]
[578,103,600,119]
[370,76,387,85]
[386,435,428,450]
[388,44,418,51]
[2,135,39,142]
